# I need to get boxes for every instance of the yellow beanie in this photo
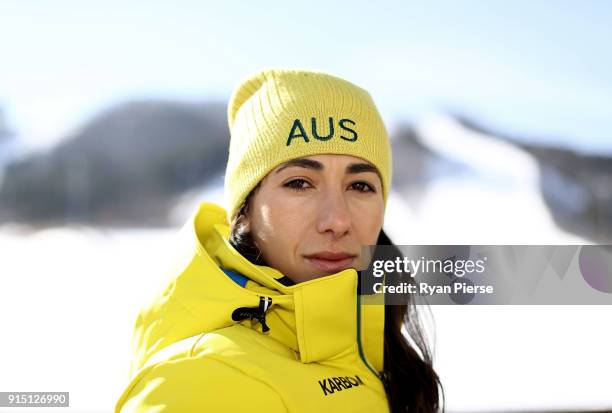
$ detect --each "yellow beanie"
[225,68,392,221]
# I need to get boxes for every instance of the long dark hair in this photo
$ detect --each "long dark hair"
[229,186,443,413]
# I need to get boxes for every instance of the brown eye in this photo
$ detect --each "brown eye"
[350,181,375,193]
[284,179,311,192]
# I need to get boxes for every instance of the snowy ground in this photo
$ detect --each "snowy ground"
[0,226,175,413]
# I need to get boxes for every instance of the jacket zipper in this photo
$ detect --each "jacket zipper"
[356,293,389,392]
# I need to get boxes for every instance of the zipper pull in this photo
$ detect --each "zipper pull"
[232,296,273,333]
[379,370,391,393]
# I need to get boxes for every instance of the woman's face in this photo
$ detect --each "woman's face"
[246,154,385,283]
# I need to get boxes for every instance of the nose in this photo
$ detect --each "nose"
[316,188,352,238]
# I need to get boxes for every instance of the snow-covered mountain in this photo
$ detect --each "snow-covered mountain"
[3,101,610,244]
[385,113,589,245]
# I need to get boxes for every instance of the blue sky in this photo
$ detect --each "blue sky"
[1,0,611,153]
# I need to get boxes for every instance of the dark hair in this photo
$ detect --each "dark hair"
[229,186,444,413]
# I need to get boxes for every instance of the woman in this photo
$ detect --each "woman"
[115,69,442,412]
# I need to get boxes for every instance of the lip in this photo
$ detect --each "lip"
[304,251,357,273]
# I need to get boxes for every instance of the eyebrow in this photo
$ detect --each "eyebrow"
[274,158,380,177]
[275,158,323,173]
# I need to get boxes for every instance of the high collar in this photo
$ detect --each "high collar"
[130,202,384,377]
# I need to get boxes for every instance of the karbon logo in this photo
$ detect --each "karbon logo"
[318,374,364,396]
[286,117,358,146]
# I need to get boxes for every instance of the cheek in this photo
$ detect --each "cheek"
[251,193,309,261]
[260,197,308,234]
[353,197,385,244]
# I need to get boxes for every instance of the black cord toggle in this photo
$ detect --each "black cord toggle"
[231,296,273,333]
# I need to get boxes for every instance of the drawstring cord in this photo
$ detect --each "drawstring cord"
[231,296,273,332]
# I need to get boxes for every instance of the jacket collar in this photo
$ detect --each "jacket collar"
[131,202,384,376]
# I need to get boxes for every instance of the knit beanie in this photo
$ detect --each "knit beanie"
[225,68,392,221]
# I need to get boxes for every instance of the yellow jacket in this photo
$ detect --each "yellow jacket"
[115,202,389,412]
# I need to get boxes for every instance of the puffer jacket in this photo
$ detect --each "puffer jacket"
[115,202,389,412]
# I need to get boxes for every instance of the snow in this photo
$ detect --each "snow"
[0,226,175,412]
